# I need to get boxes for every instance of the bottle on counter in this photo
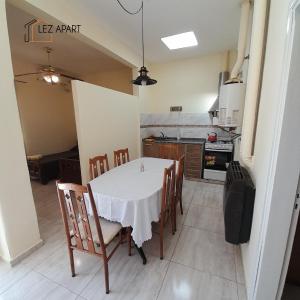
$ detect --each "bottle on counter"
[140,161,145,172]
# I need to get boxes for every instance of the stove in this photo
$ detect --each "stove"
[205,141,233,152]
[203,141,234,181]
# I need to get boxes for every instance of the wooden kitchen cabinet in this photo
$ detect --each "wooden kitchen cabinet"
[143,141,159,158]
[178,144,185,158]
[158,143,179,160]
[184,144,203,179]
[143,140,204,179]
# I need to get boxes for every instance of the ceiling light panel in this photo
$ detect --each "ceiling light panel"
[161,31,198,50]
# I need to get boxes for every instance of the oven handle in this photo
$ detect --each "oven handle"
[204,149,233,153]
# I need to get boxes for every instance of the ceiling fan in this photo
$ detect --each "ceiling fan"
[14,47,83,85]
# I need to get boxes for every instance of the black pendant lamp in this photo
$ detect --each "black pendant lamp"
[117,0,157,86]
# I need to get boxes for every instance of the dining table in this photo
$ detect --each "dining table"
[85,157,176,264]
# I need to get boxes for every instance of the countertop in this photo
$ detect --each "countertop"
[143,137,206,145]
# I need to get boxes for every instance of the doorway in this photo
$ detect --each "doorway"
[281,177,300,299]
[275,3,300,299]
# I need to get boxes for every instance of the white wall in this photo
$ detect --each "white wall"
[139,51,236,113]
[0,1,41,263]
[240,0,300,299]
[83,67,133,96]
[72,81,140,184]
[14,61,77,155]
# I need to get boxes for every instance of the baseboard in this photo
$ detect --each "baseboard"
[9,239,44,266]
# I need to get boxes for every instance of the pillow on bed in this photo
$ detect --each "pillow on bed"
[27,154,43,161]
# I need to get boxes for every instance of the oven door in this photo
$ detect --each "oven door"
[204,149,233,171]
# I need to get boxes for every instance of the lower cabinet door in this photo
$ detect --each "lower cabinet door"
[143,142,159,158]
[158,143,178,160]
[184,144,203,179]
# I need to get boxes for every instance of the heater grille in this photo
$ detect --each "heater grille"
[223,161,255,244]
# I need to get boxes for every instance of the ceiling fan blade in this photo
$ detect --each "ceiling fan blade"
[14,79,28,83]
[60,73,84,81]
[15,72,42,77]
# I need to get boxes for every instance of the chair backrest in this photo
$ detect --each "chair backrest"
[161,162,176,222]
[113,148,129,167]
[89,154,109,180]
[56,181,106,256]
[176,155,185,201]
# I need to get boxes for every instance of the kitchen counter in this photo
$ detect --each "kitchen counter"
[142,137,205,179]
[143,137,206,145]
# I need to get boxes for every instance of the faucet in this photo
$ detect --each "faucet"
[160,131,166,139]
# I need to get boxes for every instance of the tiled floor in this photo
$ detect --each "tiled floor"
[0,180,247,300]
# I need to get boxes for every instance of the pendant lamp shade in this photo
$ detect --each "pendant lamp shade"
[132,66,157,86]
[116,0,157,86]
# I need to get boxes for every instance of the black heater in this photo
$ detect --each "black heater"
[223,161,255,244]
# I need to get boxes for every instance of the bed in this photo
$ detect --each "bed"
[27,146,80,184]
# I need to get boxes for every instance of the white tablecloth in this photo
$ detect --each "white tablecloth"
[85,157,175,247]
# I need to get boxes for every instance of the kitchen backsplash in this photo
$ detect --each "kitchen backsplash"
[141,113,211,126]
[140,113,232,140]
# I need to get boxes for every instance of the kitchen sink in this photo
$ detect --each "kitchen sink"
[153,137,177,142]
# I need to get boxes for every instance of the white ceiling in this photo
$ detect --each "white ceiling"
[72,0,241,63]
[6,4,128,77]
[6,0,241,75]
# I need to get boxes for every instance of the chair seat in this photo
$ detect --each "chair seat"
[71,217,122,245]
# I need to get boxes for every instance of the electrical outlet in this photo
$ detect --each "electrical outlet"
[170,106,182,112]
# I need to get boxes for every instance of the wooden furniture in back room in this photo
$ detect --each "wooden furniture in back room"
[59,158,82,184]
[56,181,124,294]
[89,154,110,180]
[27,146,79,184]
[114,148,130,167]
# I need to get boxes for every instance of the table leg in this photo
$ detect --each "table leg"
[134,242,147,265]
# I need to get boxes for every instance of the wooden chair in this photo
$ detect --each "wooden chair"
[159,162,176,259]
[174,155,185,232]
[56,181,124,294]
[89,154,109,180]
[113,148,129,167]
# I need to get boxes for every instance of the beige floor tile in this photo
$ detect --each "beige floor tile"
[34,246,102,294]
[192,182,223,209]
[235,246,245,285]
[0,260,31,294]
[172,226,236,281]
[20,234,66,269]
[0,271,78,300]
[158,262,238,300]
[80,247,168,300]
[185,204,224,234]
[182,182,195,206]
[143,227,181,260]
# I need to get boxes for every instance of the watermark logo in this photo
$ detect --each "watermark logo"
[24,19,81,43]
